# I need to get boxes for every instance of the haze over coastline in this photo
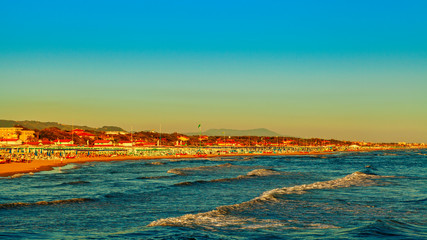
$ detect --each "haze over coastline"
[1,1,426,143]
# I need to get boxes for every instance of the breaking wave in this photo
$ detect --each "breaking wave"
[149,171,386,229]
[9,173,28,179]
[246,169,280,177]
[0,198,93,209]
[175,169,281,186]
[257,171,382,201]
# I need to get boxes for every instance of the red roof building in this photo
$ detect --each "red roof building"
[72,129,96,138]
[41,140,53,145]
[198,135,209,141]
[143,142,156,147]
[25,142,41,146]
[71,129,85,133]
[175,141,187,146]
[93,140,113,147]
[133,140,145,147]
[78,132,95,137]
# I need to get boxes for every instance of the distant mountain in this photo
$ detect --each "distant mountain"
[97,126,126,131]
[187,128,283,137]
[0,119,125,132]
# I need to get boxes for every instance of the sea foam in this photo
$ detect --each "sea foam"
[174,168,281,186]
[149,171,385,229]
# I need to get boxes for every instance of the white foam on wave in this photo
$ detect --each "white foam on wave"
[257,171,381,201]
[8,173,27,179]
[174,168,282,185]
[148,171,385,229]
[246,169,280,177]
[148,208,341,230]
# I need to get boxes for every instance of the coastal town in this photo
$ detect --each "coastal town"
[1,125,425,166]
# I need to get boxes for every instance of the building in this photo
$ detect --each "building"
[41,140,53,145]
[105,131,127,135]
[0,138,23,146]
[0,127,19,139]
[72,129,96,139]
[175,141,187,146]
[93,140,113,147]
[348,145,361,150]
[216,138,240,147]
[19,130,35,141]
[198,135,209,141]
[142,142,156,147]
[0,127,35,141]
[118,141,133,147]
[25,140,53,146]
[25,142,42,146]
[53,139,74,146]
[178,136,190,141]
[133,140,146,147]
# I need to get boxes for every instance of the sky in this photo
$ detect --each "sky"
[1,0,426,143]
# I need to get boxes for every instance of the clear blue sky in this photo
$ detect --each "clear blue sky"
[1,0,426,142]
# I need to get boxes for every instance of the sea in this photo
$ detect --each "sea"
[1,149,426,239]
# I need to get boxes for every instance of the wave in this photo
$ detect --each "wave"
[149,171,386,229]
[210,157,252,162]
[174,178,239,186]
[167,163,234,175]
[147,161,166,165]
[137,176,170,180]
[246,169,280,177]
[0,198,93,209]
[402,198,427,203]
[345,219,427,238]
[62,181,90,185]
[174,169,281,186]
[381,153,398,156]
[257,171,382,201]
[8,173,28,179]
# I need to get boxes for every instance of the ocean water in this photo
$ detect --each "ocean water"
[1,149,426,239]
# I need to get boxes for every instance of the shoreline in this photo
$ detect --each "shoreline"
[0,151,337,177]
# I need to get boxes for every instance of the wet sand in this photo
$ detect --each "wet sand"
[0,151,338,177]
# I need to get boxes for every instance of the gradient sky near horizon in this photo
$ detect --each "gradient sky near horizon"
[1,0,426,142]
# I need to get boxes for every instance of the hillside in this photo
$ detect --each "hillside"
[0,119,125,132]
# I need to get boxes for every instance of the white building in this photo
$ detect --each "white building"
[0,138,23,146]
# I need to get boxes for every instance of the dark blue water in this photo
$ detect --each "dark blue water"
[1,150,426,239]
